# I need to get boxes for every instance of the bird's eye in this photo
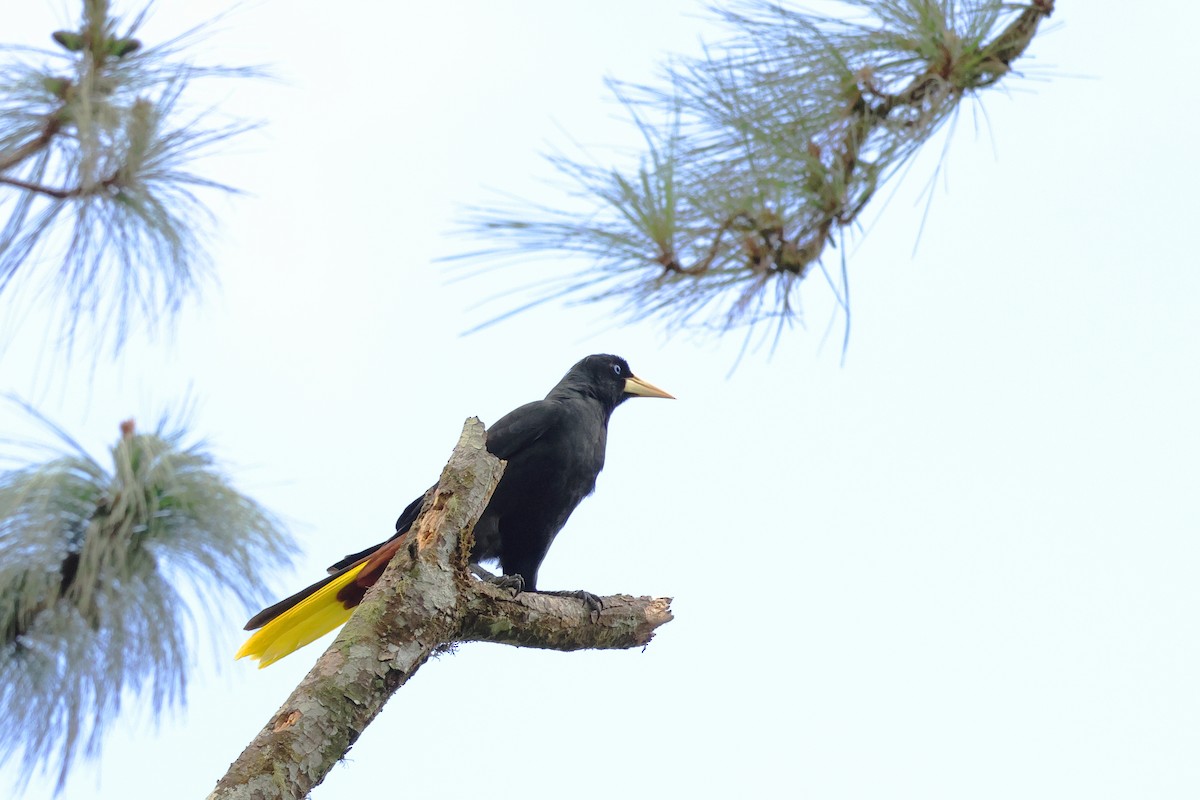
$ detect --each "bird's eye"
[612,364,622,375]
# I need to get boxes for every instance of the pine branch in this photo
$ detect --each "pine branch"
[0,0,260,356]
[0,400,295,793]
[460,0,1055,345]
[0,170,117,199]
[210,419,673,800]
[0,117,60,172]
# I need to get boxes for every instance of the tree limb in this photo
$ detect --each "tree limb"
[0,173,101,200]
[460,1,1057,338]
[209,419,674,800]
[0,118,61,173]
[463,582,674,651]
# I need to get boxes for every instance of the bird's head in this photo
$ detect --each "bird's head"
[559,354,674,409]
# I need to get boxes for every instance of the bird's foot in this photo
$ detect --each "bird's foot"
[473,569,601,620]
[538,589,604,621]
[469,565,525,596]
[469,564,497,582]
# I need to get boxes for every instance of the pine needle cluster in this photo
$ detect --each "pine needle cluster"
[0,405,294,792]
[0,0,258,354]
[462,0,1053,343]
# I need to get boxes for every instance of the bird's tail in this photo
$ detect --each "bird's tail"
[235,561,368,669]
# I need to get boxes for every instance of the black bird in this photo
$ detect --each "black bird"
[236,354,673,666]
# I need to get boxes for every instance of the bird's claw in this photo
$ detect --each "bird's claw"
[477,571,601,620]
[468,566,525,597]
[542,589,604,621]
[488,573,525,597]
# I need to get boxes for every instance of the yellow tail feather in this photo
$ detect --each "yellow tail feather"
[236,562,368,668]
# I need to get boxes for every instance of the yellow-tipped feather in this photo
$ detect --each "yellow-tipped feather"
[236,562,368,668]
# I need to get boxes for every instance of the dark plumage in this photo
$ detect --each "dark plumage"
[237,354,672,666]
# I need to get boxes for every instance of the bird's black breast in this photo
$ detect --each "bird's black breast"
[472,397,609,587]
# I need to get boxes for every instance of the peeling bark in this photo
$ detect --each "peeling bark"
[463,583,673,651]
[210,419,674,800]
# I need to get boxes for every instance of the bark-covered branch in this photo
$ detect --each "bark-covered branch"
[463,582,673,650]
[209,419,674,800]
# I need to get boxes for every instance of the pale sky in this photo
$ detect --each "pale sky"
[4,2,1199,799]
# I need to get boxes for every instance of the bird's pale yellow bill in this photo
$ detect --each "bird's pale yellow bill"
[623,375,674,399]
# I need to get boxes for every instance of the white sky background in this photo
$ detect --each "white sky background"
[4,2,1199,798]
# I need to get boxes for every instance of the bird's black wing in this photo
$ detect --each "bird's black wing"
[484,399,561,461]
